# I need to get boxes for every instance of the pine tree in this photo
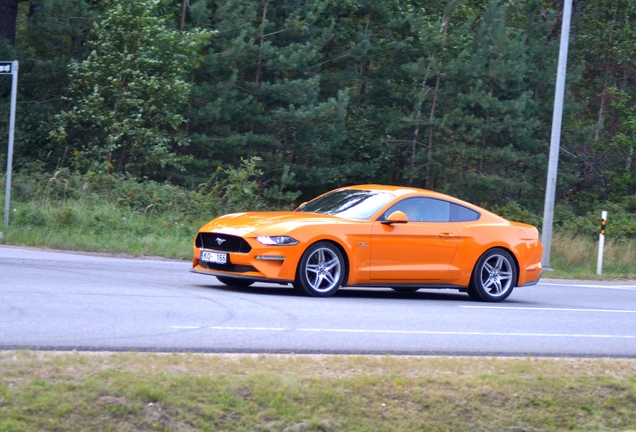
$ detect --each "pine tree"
[570,0,636,201]
[438,0,555,209]
[184,0,348,200]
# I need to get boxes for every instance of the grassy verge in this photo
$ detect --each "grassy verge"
[0,198,196,259]
[550,233,636,279]
[1,351,635,431]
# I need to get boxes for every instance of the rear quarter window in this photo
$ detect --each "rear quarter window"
[450,203,480,222]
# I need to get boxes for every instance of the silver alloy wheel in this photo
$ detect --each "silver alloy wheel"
[478,253,514,297]
[303,246,343,294]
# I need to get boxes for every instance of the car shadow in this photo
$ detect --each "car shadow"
[337,288,470,302]
[193,283,477,303]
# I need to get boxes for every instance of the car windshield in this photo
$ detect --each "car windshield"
[296,190,394,220]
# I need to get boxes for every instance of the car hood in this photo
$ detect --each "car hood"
[199,211,354,236]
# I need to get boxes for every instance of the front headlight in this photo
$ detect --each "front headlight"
[256,236,299,246]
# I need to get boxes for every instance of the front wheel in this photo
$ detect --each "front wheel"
[467,248,517,302]
[294,242,345,297]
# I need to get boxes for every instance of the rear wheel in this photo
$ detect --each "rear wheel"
[467,248,517,302]
[216,276,254,288]
[294,242,345,297]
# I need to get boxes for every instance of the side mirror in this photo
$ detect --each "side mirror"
[382,210,408,225]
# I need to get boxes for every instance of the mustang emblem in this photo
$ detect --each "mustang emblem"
[215,238,226,245]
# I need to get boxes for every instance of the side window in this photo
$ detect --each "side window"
[450,203,480,222]
[382,198,450,222]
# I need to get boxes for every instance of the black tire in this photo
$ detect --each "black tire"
[216,276,254,288]
[391,287,420,293]
[466,288,483,301]
[467,248,517,302]
[294,242,345,297]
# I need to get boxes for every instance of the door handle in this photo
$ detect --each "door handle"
[438,233,456,239]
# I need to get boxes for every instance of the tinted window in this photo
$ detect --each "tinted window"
[297,190,395,220]
[450,203,480,222]
[382,198,450,222]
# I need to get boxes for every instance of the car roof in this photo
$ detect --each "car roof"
[343,184,461,201]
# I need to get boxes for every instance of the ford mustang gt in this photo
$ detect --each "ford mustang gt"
[191,185,543,302]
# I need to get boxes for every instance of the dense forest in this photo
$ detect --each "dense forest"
[0,0,635,226]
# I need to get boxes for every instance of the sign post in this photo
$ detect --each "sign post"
[1,60,18,229]
[596,210,607,275]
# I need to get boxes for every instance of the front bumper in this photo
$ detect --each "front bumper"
[192,239,303,282]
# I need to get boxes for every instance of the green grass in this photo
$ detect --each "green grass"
[1,352,635,431]
[549,233,636,280]
[0,198,197,259]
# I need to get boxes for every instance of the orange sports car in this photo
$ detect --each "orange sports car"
[191,185,543,302]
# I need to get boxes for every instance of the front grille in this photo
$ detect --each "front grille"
[196,233,252,253]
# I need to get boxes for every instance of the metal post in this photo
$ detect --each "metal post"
[541,0,572,270]
[597,210,607,275]
[3,60,18,229]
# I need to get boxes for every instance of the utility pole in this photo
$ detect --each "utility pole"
[541,0,572,270]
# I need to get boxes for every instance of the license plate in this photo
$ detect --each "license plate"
[200,251,228,264]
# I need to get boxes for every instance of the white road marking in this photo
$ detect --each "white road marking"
[209,326,286,331]
[461,306,636,313]
[538,282,636,291]
[169,326,634,339]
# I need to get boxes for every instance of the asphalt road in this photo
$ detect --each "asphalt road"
[1,245,635,357]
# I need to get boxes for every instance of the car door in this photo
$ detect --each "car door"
[369,197,459,281]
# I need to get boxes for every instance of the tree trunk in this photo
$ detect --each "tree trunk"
[0,0,19,45]
[255,0,269,87]
[409,91,424,186]
[593,80,607,146]
[356,14,371,104]
[479,77,495,172]
[180,0,188,32]
[425,71,442,189]
[424,3,455,189]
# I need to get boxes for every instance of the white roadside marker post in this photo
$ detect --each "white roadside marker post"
[597,210,607,276]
